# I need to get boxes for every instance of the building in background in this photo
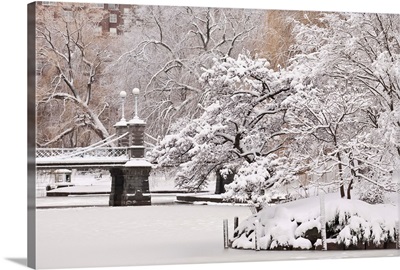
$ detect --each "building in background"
[38,1,134,35]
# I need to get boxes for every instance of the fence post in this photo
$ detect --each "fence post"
[320,193,327,251]
[234,216,239,230]
[233,217,239,237]
[223,219,229,249]
[398,177,400,249]
[255,220,261,251]
[396,220,399,250]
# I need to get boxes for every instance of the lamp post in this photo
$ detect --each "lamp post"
[119,90,127,123]
[109,86,152,207]
[132,87,140,120]
[128,86,145,155]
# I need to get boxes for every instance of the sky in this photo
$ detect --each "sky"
[1,0,399,270]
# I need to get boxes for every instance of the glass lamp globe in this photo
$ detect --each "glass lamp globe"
[119,90,127,98]
[132,88,140,95]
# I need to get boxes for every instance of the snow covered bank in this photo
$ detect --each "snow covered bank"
[36,204,252,268]
[36,203,399,269]
[232,193,399,250]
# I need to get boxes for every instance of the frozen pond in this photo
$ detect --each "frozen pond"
[36,203,399,269]
[36,194,178,208]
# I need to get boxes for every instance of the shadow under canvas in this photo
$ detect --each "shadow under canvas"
[6,258,27,267]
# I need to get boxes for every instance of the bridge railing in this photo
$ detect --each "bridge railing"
[36,147,129,159]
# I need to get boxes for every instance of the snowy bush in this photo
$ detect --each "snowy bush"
[358,184,385,204]
[231,194,398,250]
[292,237,312,250]
[223,155,296,210]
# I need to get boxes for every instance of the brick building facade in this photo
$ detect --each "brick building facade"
[39,1,134,35]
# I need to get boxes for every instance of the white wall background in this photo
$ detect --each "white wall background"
[1,1,399,270]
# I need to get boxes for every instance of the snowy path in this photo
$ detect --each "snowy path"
[36,204,399,269]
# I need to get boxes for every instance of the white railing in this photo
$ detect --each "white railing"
[36,147,129,159]
[36,148,76,158]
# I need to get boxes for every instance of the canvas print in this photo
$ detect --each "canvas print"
[28,1,400,269]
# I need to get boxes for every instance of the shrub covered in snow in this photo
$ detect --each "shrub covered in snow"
[358,184,385,204]
[231,194,399,250]
[222,155,297,210]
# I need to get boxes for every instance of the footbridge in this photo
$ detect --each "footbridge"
[36,133,146,169]
[35,88,156,207]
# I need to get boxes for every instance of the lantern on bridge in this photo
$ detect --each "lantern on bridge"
[128,87,146,158]
[114,90,129,147]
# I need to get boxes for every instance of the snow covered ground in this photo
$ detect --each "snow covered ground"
[36,203,399,269]
[36,204,249,268]
[35,171,399,268]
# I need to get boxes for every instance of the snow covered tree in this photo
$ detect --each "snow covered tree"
[36,4,117,147]
[292,12,400,156]
[111,6,266,138]
[149,54,297,206]
[285,12,400,199]
[262,10,322,69]
[282,79,395,199]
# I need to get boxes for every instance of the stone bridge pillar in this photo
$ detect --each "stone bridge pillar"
[109,88,151,206]
[128,118,146,158]
[114,121,129,147]
[109,164,151,206]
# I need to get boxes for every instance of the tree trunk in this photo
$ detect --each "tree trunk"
[215,170,224,194]
[215,169,235,194]
[347,157,357,200]
[347,179,353,199]
[78,98,112,144]
[336,152,346,198]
